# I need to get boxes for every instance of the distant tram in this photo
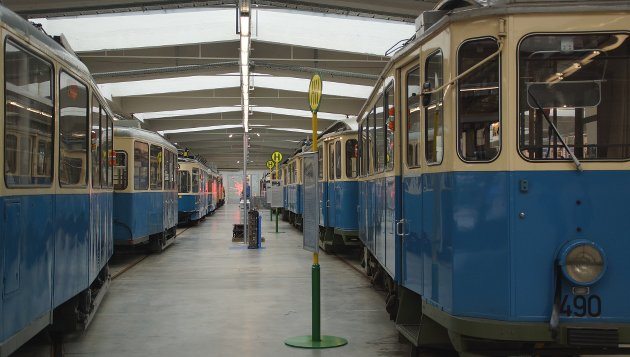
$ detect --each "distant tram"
[355,0,630,355]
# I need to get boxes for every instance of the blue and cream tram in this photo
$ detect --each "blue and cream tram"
[356,0,630,354]
[318,129,360,252]
[113,126,178,252]
[0,5,113,354]
[177,157,209,225]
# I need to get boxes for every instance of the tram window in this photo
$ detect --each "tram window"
[318,145,323,180]
[385,84,395,171]
[134,141,149,190]
[179,170,190,193]
[406,66,421,167]
[100,108,108,188]
[368,109,375,174]
[375,95,385,172]
[519,33,630,160]
[425,50,444,165]
[4,40,53,187]
[192,168,200,193]
[150,145,163,190]
[59,71,88,187]
[346,139,358,178]
[107,115,113,188]
[328,143,335,180]
[458,39,500,162]
[91,96,100,188]
[164,150,172,190]
[113,151,128,190]
[360,123,363,175]
[335,141,342,179]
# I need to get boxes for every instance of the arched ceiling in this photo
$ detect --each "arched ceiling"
[4,0,437,169]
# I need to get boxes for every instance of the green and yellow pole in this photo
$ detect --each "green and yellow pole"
[285,81,347,348]
[275,164,279,232]
[270,168,273,221]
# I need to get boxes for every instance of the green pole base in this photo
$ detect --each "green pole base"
[284,335,347,349]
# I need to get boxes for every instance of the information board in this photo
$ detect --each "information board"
[302,152,318,253]
[270,179,283,208]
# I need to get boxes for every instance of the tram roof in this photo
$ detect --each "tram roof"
[114,125,177,152]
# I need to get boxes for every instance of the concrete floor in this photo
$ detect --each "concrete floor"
[18,204,410,356]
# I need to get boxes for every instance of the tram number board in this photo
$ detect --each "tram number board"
[560,294,601,318]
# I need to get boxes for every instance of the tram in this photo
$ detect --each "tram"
[356,0,630,354]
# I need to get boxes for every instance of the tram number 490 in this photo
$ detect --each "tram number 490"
[560,294,602,317]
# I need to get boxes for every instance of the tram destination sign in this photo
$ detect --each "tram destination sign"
[302,152,318,253]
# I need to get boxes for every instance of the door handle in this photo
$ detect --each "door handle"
[326,200,330,208]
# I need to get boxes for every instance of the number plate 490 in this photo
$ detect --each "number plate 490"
[560,294,602,317]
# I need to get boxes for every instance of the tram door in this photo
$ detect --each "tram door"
[400,64,423,292]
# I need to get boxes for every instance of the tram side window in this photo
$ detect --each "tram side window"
[134,141,149,190]
[368,108,376,174]
[107,115,113,188]
[375,96,385,172]
[385,85,395,171]
[519,33,630,160]
[113,151,128,190]
[458,39,500,162]
[360,123,363,175]
[59,71,88,187]
[425,50,444,165]
[149,145,162,190]
[318,145,323,180]
[4,40,54,187]
[164,150,172,190]
[179,170,190,193]
[100,108,107,188]
[192,168,200,193]
[346,139,358,178]
[334,141,341,179]
[406,67,421,167]
[91,97,100,188]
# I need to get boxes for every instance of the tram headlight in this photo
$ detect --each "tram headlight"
[559,240,606,286]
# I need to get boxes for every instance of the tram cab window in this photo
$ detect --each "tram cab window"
[318,144,323,180]
[150,145,163,190]
[59,71,88,187]
[519,33,630,160]
[346,139,358,178]
[368,108,376,174]
[164,150,173,190]
[425,50,444,165]
[406,67,421,167]
[134,141,149,190]
[4,40,53,187]
[335,140,342,179]
[458,39,500,162]
[328,143,335,180]
[358,123,363,175]
[385,84,395,171]
[113,151,128,190]
[192,168,200,193]
[100,108,107,188]
[179,170,190,193]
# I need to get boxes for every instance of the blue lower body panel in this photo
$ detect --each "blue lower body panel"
[114,191,178,245]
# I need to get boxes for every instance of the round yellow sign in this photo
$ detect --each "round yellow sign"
[308,73,322,113]
[266,160,275,169]
[271,151,283,163]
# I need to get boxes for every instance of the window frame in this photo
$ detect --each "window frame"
[133,140,149,190]
[516,31,630,163]
[335,140,342,179]
[358,122,363,176]
[113,150,128,190]
[179,170,191,193]
[4,37,55,188]
[424,49,445,166]
[404,64,421,169]
[58,70,89,188]
[149,144,163,190]
[345,138,358,179]
[384,82,395,172]
[456,36,502,164]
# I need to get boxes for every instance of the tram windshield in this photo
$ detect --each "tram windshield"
[518,33,630,160]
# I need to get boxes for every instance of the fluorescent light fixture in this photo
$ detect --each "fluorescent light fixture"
[240,15,250,36]
[229,134,233,138]
[256,133,260,137]
[135,106,241,121]
[267,127,323,134]
[160,124,242,134]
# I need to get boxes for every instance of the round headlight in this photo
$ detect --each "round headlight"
[561,241,605,285]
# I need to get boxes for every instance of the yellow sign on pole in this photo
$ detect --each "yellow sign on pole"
[266,160,275,170]
[271,151,283,163]
[308,73,322,113]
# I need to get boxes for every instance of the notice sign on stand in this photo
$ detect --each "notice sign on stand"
[302,152,318,253]
[270,179,283,208]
